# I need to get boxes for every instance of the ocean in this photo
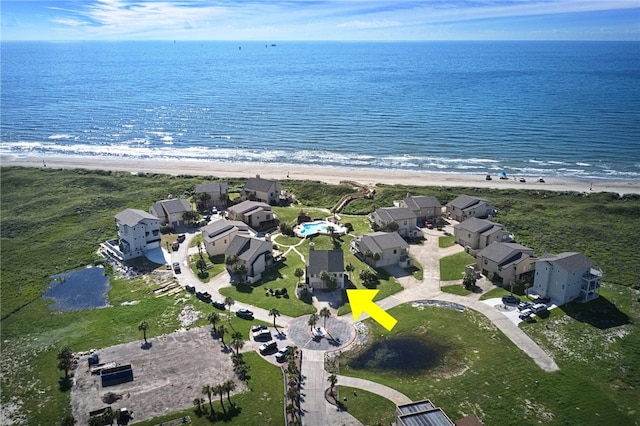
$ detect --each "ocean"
[1,41,639,180]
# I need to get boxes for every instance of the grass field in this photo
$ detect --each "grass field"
[337,385,396,426]
[2,167,639,425]
[338,298,640,426]
[439,251,475,281]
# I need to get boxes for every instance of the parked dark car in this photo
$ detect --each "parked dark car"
[172,262,181,273]
[211,300,225,310]
[196,291,211,302]
[236,308,254,319]
[259,341,277,355]
[185,285,196,294]
[177,234,186,243]
[502,295,520,305]
[275,347,289,362]
[251,324,267,333]
[534,295,551,304]
[172,241,180,252]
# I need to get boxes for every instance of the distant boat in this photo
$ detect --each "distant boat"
[271,44,277,47]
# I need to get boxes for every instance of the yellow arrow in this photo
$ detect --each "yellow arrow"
[347,289,397,331]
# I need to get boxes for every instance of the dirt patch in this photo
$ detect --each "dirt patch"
[71,327,244,425]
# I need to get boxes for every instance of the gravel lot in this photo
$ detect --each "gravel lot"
[71,327,243,425]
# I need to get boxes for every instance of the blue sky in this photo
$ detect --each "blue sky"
[2,1,639,41]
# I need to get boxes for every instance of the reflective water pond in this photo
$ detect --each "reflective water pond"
[44,266,110,311]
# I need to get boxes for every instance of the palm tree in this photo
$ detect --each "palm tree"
[217,324,228,347]
[319,307,331,328]
[230,331,244,355]
[307,313,319,332]
[57,346,73,379]
[138,321,149,344]
[208,312,221,334]
[202,384,215,414]
[294,268,304,285]
[183,210,198,225]
[223,380,236,406]
[224,296,235,319]
[193,397,204,415]
[215,384,226,414]
[225,254,239,265]
[327,374,338,398]
[287,387,300,405]
[286,403,296,417]
[320,270,337,291]
[269,307,281,333]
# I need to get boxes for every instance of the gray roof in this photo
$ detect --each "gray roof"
[244,177,278,193]
[403,196,441,210]
[477,242,534,266]
[454,217,503,234]
[152,198,192,215]
[375,207,416,222]
[202,219,252,239]
[307,249,344,275]
[398,409,455,426]
[447,194,490,210]
[397,400,437,415]
[115,208,158,227]
[361,232,408,253]
[195,182,228,194]
[225,235,271,263]
[538,252,593,272]
[228,200,271,215]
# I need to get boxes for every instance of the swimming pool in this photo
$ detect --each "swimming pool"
[294,220,347,238]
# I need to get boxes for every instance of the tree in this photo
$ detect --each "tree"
[230,261,248,278]
[327,374,338,397]
[345,263,355,274]
[102,407,114,425]
[320,270,337,291]
[57,346,73,379]
[217,324,228,347]
[223,379,236,406]
[224,296,235,320]
[269,308,281,333]
[435,216,447,230]
[202,384,215,415]
[294,268,304,284]
[195,258,207,275]
[183,209,198,224]
[215,384,226,414]
[319,307,331,328]
[287,387,300,404]
[196,192,211,211]
[462,270,477,290]
[208,312,221,333]
[193,397,205,416]
[230,331,244,356]
[307,313,319,332]
[225,254,239,265]
[138,321,149,344]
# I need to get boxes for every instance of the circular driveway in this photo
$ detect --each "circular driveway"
[286,315,356,351]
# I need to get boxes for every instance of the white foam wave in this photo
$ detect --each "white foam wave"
[48,134,76,140]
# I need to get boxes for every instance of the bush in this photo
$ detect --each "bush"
[160,225,175,234]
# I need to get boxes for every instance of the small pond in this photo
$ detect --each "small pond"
[349,335,447,374]
[44,266,110,311]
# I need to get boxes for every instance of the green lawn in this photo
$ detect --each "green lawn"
[189,253,226,283]
[438,235,456,248]
[439,251,475,281]
[337,385,396,426]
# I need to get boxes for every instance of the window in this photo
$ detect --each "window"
[393,249,397,254]
[484,259,488,265]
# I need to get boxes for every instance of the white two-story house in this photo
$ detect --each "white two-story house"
[351,231,412,268]
[532,252,602,305]
[114,208,161,260]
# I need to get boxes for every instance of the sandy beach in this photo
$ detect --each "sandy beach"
[3,154,640,195]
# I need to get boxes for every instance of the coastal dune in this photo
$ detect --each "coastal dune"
[3,154,640,195]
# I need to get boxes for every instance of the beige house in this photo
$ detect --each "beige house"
[226,200,277,230]
[446,194,495,222]
[225,235,273,284]
[351,231,411,268]
[113,209,161,260]
[149,198,193,227]
[397,195,442,224]
[369,207,419,238]
[241,175,282,205]
[476,242,536,286]
[194,182,228,209]
[305,244,345,290]
[453,217,514,251]
[201,219,254,257]
[532,252,602,305]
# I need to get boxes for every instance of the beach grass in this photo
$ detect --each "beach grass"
[439,251,475,281]
[2,166,639,425]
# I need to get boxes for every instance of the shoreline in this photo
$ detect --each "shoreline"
[3,154,640,195]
